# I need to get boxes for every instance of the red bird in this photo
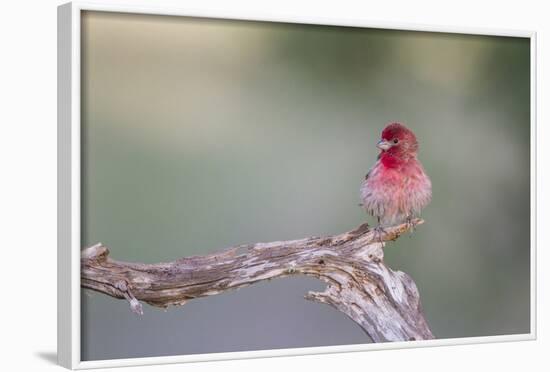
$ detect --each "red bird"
[360,122,432,236]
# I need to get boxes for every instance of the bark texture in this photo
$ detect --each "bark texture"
[81,219,434,342]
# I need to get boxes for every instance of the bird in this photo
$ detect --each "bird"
[360,122,432,239]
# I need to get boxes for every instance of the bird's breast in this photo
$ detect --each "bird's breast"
[360,159,431,222]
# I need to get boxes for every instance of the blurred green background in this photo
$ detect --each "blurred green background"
[80,11,531,361]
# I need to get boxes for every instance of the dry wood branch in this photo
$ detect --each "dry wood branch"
[81,220,434,342]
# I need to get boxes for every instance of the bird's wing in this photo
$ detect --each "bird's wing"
[365,153,382,180]
[365,159,378,180]
[360,166,375,207]
[365,169,371,180]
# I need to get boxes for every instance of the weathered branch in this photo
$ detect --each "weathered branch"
[81,220,434,342]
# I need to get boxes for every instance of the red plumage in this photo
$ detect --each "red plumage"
[360,122,431,229]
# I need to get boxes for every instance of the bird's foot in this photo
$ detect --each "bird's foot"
[405,216,418,235]
[373,225,387,244]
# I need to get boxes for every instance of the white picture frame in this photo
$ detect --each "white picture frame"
[58,1,537,369]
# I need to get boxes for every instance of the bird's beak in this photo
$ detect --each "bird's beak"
[377,139,392,151]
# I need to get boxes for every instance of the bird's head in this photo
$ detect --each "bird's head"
[377,122,419,166]
[377,122,418,155]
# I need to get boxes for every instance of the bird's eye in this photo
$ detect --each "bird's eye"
[393,138,399,144]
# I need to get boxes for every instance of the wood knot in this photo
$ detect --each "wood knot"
[115,280,128,292]
[318,259,325,265]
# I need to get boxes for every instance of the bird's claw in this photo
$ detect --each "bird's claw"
[406,217,418,234]
[373,225,387,244]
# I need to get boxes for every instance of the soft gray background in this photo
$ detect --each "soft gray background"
[80,11,530,361]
